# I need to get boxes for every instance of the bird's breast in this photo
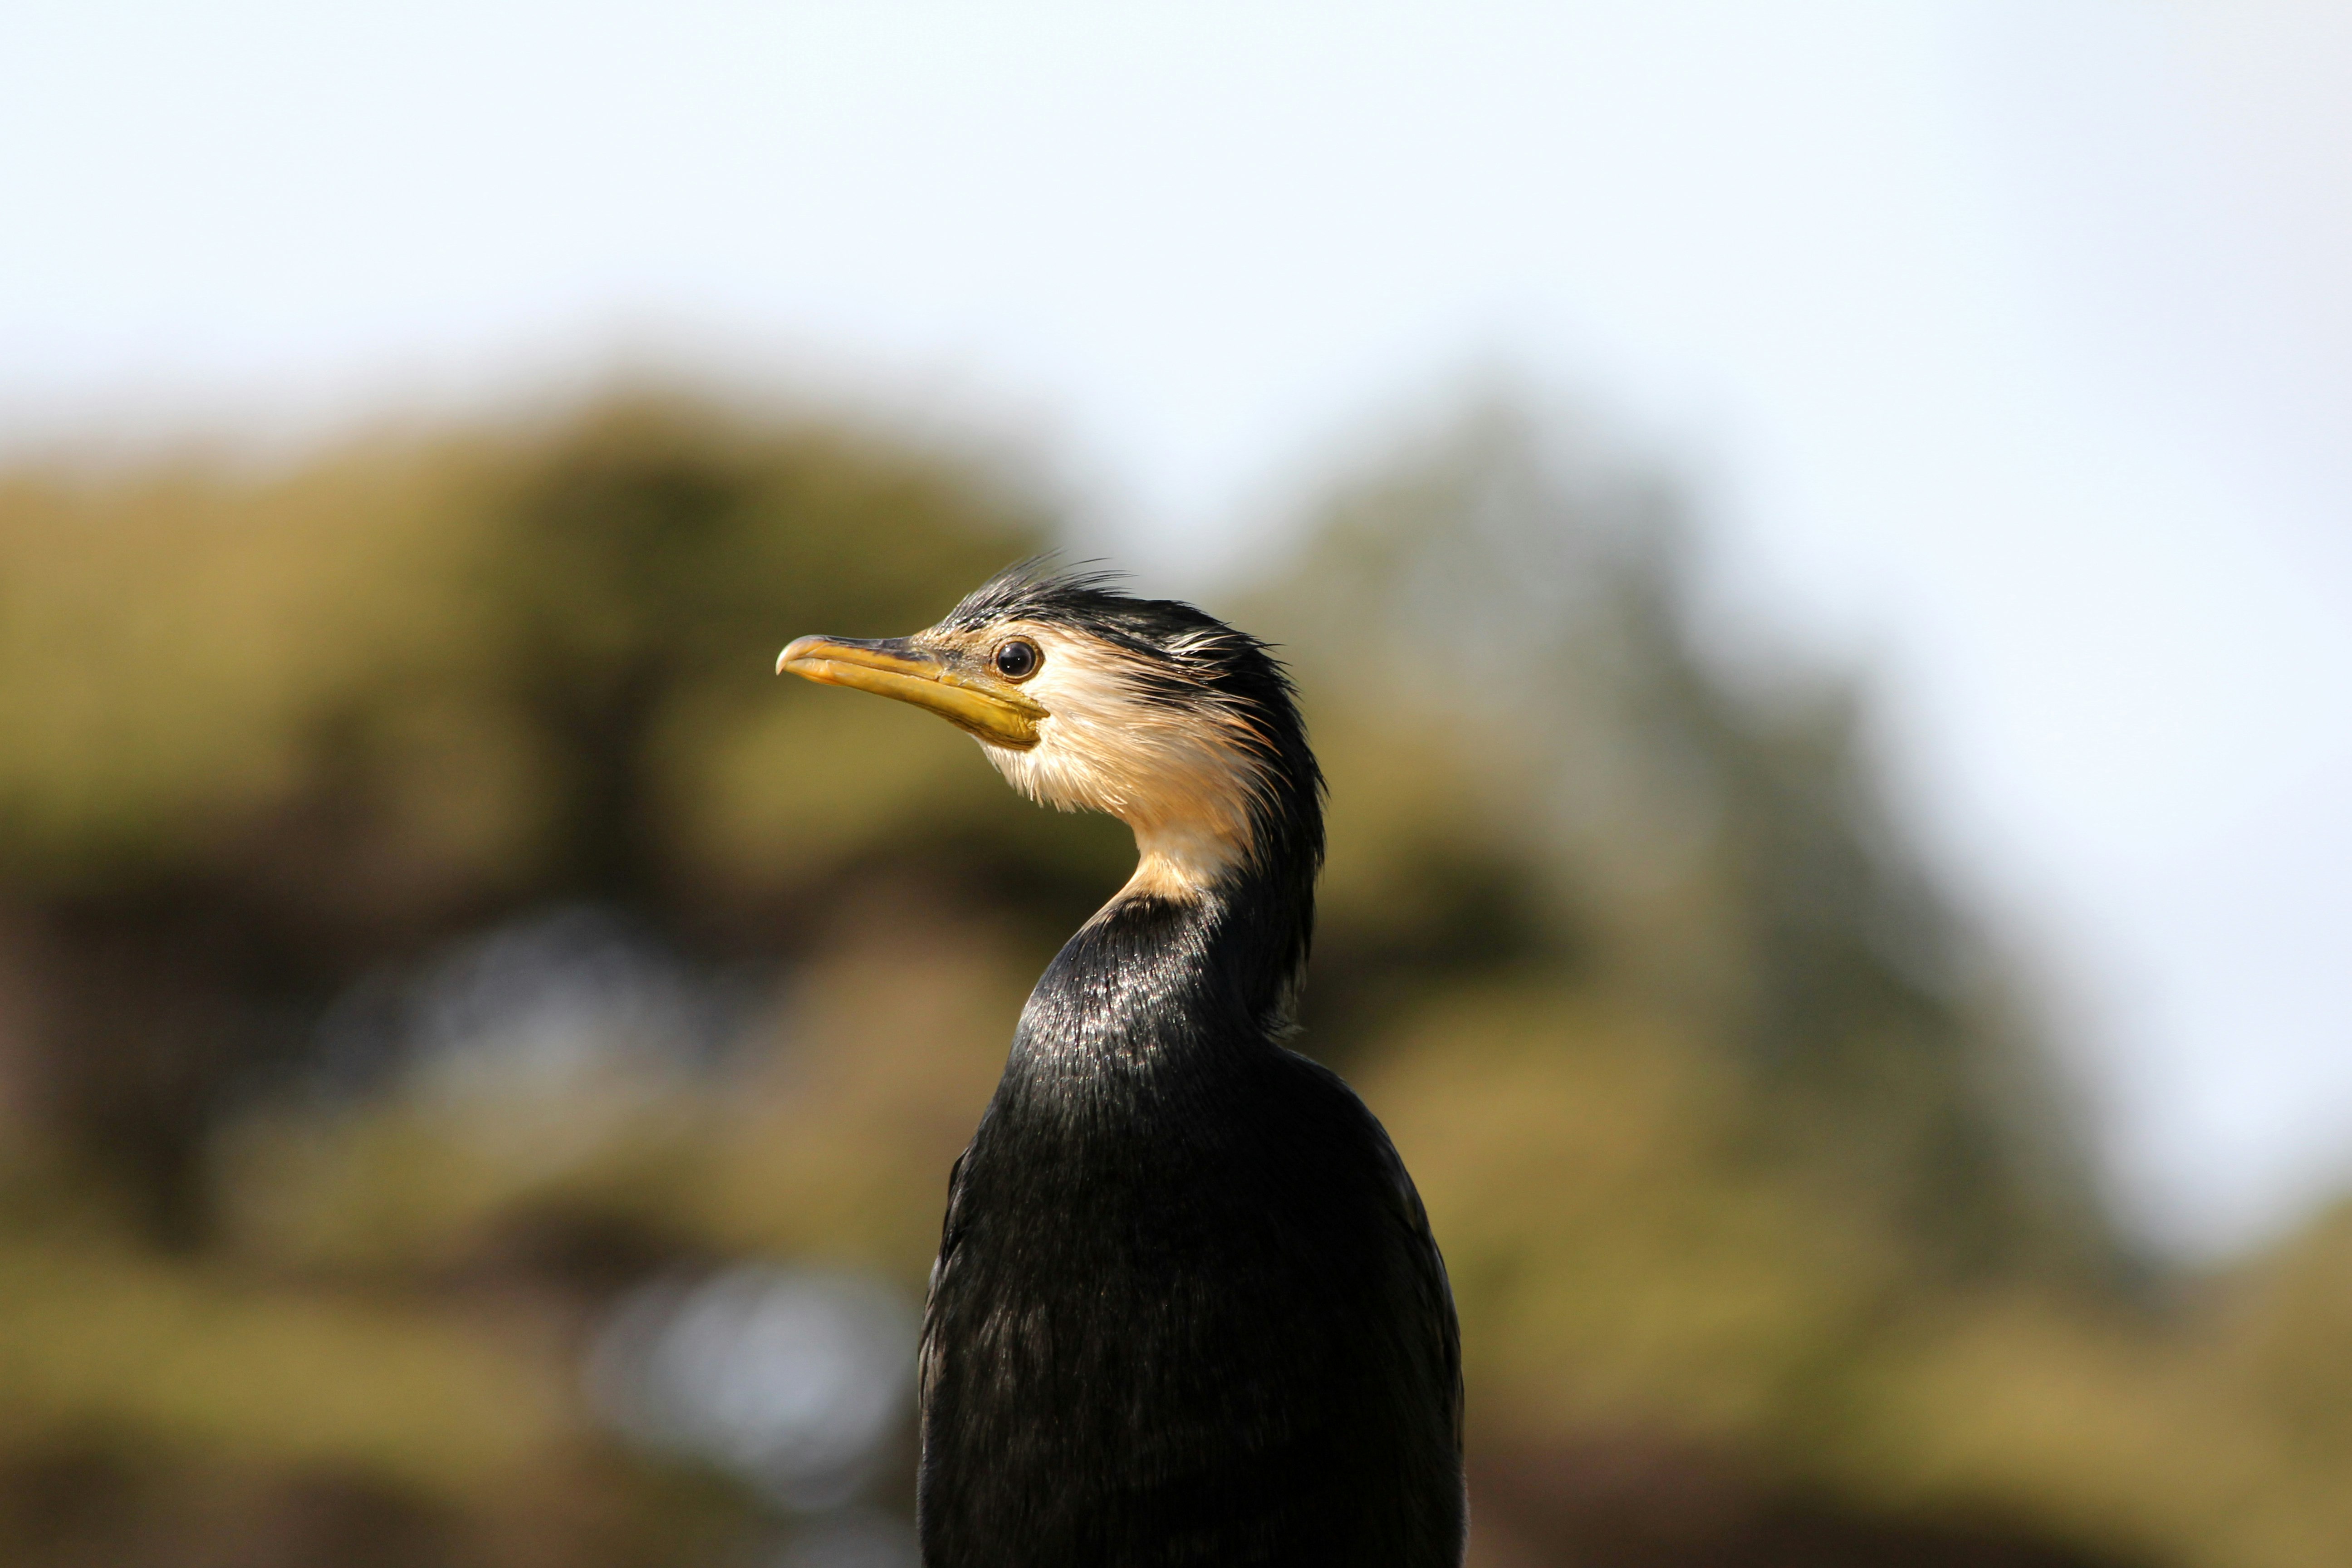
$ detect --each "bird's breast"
[916,1050,1462,1568]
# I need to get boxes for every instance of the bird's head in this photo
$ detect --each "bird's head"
[779,565,1323,907]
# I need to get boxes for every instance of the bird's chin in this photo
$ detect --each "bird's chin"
[777,634,1047,750]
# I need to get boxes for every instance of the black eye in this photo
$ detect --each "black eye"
[992,637,1040,681]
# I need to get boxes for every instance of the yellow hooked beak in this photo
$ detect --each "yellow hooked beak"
[777,635,1048,750]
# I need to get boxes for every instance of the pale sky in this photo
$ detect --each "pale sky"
[3,0,2347,1256]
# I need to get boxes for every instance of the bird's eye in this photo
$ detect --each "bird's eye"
[992,637,1041,681]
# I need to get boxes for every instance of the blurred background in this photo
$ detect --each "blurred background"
[2,3,2348,1565]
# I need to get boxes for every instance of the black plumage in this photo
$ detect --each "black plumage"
[779,566,1465,1568]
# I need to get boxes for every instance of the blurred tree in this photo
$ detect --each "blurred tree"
[0,393,1059,1243]
[1248,397,2113,1286]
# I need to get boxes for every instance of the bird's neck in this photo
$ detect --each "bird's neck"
[1113,818,1249,905]
[1014,826,1315,1077]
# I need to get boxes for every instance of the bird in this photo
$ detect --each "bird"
[778,564,1465,1568]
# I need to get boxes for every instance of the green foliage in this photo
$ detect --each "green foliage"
[0,1229,564,1497]
[0,396,1055,909]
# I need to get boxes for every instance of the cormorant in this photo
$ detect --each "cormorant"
[778,565,1465,1568]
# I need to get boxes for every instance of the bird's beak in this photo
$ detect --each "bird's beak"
[777,634,1048,750]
